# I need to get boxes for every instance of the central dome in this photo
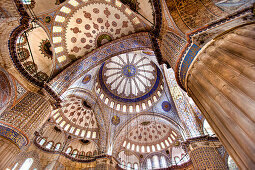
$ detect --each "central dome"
[96,50,163,112]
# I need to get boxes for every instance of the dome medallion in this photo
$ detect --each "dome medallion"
[96,51,163,113]
[123,65,136,77]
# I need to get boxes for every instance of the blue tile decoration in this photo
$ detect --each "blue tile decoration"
[179,44,201,87]
[0,122,28,148]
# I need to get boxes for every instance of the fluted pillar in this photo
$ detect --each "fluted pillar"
[183,136,227,169]
[0,137,20,168]
[186,24,255,169]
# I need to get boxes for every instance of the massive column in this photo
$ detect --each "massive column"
[186,23,255,169]
[183,136,227,169]
[0,136,20,168]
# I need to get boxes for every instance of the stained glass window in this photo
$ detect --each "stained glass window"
[55,143,61,151]
[45,142,53,149]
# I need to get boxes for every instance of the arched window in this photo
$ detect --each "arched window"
[39,138,46,145]
[19,158,33,170]
[174,156,180,165]
[127,163,131,170]
[228,156,238,170]
[65,147,72,154]
[134,163,138,170]
[152,155,160,169]
[55,143,61,151]
[136,145,140,152]
[45,142,53,149]
[141,146,145,153]
[160,156,167,168]
[152,145,156,152]
[86,151,92,157]
[147,158,152,170]
[93,150,98,156]
[72,150,78,158]
[80,151,85,159]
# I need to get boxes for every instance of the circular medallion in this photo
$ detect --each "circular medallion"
[162,101,171,112]
[82,74,91,84]
[122,65,136,77]
[111,115,120,125]
[45,16,51,23]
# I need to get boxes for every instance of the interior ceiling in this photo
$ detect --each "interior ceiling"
[165,0,226,33]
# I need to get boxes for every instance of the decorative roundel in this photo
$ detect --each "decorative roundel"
[162,101,171,112]
[44,16,51,23]
[122,65,136,77]
[82,74,91,84]
[111,115,120,125]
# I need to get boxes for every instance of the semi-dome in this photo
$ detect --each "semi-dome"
[52,96,99,138]
[122,121,179,153]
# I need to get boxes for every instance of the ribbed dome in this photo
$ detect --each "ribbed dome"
[96,50,163,112]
